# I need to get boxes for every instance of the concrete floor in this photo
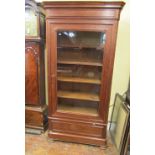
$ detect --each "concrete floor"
[25,131,118,155]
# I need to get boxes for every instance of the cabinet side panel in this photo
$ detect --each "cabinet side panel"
[39,43,46,105]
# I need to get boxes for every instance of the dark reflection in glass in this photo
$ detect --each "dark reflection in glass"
[57,31,106,49]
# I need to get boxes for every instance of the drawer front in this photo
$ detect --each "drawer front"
[49,120,106,138]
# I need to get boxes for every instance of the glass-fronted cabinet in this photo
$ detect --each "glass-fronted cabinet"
[44,1,125,147]
[57,31,106,116]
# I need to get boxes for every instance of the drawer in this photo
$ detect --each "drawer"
[49,119,106,138]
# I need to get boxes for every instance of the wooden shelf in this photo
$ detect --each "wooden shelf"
[57,48,103,66]
[58,91,100,102]
[57,40,102,49]
[57,104,98,116]
[58,45,103,49]
[58,76,101,84]
[58,59,102,66]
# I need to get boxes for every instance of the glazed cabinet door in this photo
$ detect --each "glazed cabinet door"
[57,30,105,116]
[25,43,39,105]
[48,23,113,122]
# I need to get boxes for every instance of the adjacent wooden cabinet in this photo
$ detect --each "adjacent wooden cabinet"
[43,1,125,146]
[25,0,47,134]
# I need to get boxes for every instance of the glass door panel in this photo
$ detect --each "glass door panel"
[57,31,106,116]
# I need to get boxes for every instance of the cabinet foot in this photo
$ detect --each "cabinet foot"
[100,145,107,150]
[25,105,48,134]
[100,140,107,150]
